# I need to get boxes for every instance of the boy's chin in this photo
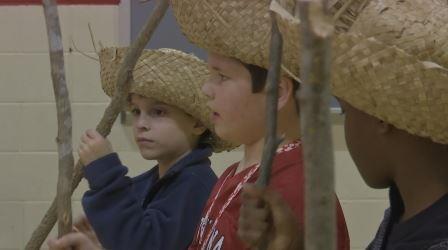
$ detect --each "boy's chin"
[214,128,230,141]
[362,176,392,189]
[215,127,261,146]
[141,155,157,161]
[215,130,240,146]
[139,150,160,161]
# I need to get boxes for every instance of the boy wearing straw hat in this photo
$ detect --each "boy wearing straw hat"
[49,48,234,250]
[237,0,448,249]
[168,1,350,250]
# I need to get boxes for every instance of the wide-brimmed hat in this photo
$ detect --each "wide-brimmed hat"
[172,0,448,144]
[171,0,372,79]
[276,0,448,144]
[329,0,448,145]
[98,47,236,152]
[171,0,301,81]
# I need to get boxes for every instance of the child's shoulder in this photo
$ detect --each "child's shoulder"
[181,162,216,178]
[177,161,218,188]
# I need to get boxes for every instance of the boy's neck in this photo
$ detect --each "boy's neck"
[237,107,301,174]
[396,176,448,222]
[238,138,265,173]
[237,136,299,174]
[157,150,192,178]
[393,145,448,222]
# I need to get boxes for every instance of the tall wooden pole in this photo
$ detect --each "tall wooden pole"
[297,0,336,249]
[255,8,284,250]
[25,0,170,248]
[42,0,75,238]
[256,11,284,188]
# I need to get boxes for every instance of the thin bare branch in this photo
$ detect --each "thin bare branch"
[88,23,98,54]
[70,37,100,61]
[42,0,74,239]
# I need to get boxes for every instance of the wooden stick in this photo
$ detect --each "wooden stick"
[42,0,74,238]
[25,0,169,248]
[296,0,336,249]
[255,10,284,250]
[256,11,284,187]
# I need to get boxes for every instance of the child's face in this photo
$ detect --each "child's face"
[129,94,204,161]
[338,99,392,188]
[201,52,267,145]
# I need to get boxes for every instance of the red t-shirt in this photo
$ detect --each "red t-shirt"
[188,141,349,250]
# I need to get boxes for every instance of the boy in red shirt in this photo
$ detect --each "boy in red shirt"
[170,1,350,249]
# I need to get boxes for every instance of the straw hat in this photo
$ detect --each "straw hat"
[98,48,236,152]
[329,0,448,145]
[171,0,295,78]
[171,0,369,80]
[171,0,448,144]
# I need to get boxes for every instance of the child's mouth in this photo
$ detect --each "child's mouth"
[137,138,155,146]
[211,112,220,122]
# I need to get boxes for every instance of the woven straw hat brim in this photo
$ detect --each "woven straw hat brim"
[98,47,236,152]
[349,0,448,68]
[274,0,372,76]
[171,0,371,80]
[172,0,276,76]
[275,0,448,144]
[332,33,448,145]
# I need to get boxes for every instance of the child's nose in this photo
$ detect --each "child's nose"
[201,80,214,99]
[135,115,150,131]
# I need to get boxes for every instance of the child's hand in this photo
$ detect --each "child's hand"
[47,232,101,250]
[73,214,102,248]
[78,129,113,166]
[238,184,302,250]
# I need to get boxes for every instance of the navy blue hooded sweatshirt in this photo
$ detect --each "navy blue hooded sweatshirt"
[82,146,217,250]
[368,184,448,250]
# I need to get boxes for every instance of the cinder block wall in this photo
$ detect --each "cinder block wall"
[0,3,387,249]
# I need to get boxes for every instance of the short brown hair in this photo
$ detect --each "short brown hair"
[241,63,299,93]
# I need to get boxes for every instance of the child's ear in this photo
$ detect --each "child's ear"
[192,121,207,136]
[277,76,294,110]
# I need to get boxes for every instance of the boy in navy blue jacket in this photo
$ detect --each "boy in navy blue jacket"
[48,48,233,250]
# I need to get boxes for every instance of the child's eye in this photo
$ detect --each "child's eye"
[131,108,140,116]
[149,108,167,117]
[218,73,229,82]
[210,71,229,83]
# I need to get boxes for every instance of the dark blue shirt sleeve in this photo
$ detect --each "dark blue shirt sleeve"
[82,153,211,250]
